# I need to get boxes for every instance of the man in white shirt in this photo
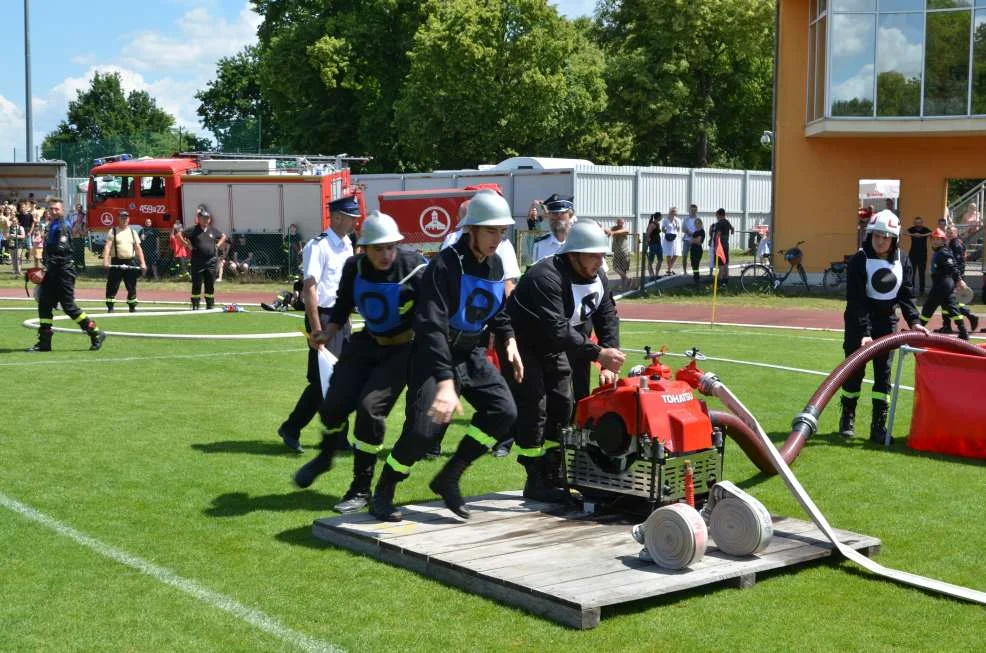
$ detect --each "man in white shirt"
[532,194,574,262]
[277,195,357,453]
[681,204,699,274]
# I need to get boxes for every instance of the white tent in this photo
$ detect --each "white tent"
[858,179,900,200]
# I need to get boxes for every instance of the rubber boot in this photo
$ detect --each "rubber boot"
[542,446,567,488]
[334,450,376,513]
[958,320,970,341]
[519,456,571,503]
[205,297,215,310]
[934,319,953,334]
[87,322,107,351]
[27,327,52,352]
[429,436,488,519]
[105,301,115,313]
[838,396,857,439]
[369,464,408,522]
[293,427,346,488]
[968,312,979,333]
[869,400,892,446]
[191,298,201,310]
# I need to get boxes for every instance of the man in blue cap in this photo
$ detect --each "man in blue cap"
[275,194,358,453]
[532,194,575,262]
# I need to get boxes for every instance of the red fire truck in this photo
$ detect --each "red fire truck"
[86,153,363,241]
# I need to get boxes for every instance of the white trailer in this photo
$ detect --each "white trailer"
[0,161,70,204]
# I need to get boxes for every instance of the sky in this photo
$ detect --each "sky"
[0,0,597,165]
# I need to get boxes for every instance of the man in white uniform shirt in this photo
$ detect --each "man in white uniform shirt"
[532,194,574,262]
[277,195,357,453]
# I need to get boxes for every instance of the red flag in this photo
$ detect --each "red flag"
[715,234,727,265]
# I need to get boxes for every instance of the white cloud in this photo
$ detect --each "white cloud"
[832,63,874,102]
[832,14,874,58]
[71,53,97,66]
[876,25,922,78]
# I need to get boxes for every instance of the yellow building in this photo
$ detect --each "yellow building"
[775,0,986,271]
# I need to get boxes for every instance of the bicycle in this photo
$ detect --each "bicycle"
[822,254,852,292]
[739,240,810,294]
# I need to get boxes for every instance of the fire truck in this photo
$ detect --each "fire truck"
[85,152,365,243]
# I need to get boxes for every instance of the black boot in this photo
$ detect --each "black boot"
[958,321,970,341]
[968,313,979,333]
[369,464,408,522]
[429,436,488,519]
[88,328,107,351]
[519,456,571,503]
[205,298,215,310]
[106,302,115,313]
[869,400,892,446]
[934,320,953,334]
[838,396,857,439]
[334,450,376,513]
[27,327,53,352]
[191,298,201,310]
[293,427,344,488]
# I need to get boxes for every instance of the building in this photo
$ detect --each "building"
[776,0,986,271]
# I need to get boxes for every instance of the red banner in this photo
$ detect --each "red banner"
[909,346,986,459]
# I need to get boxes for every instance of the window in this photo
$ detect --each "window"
[140,176,166,197]
[811,1,986,121]
[93,175,135,200]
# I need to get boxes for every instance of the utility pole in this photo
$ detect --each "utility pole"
[24,0,34,162]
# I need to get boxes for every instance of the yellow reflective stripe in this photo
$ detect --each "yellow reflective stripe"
[351,438,382,454]
[39,318,53,325]
[840,389,860,399]
[73,313,88,323]
[542,440,561,451]
[386,454,411,475]
[205,294,214,299]
[953,315,965,322]
[465,425,497,448]
[105,298,116,303]
[514,446,544,458]
[399,299,414,314]
[872,391,888,401]
[919,315,931,324]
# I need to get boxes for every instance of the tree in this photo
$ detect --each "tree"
[594,0,774,169]
[253,0,426,170]
[394,0,632,170]
[41,72,211,176]
[196,46,278,152]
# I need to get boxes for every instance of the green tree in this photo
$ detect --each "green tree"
[594,0,774,169]
[253,0,426,170]
[876,71,920,117]
[394,0,632,170]
[196,46,278,152]
[41,72,211,176]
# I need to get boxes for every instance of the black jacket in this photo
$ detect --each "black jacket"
[507,254,619,359]
[330,249,426,336]
[844,242,920,335]
[930,245,962,284]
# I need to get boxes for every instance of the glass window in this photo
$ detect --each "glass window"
[924,9,972,115]
[830,13,876,115]
[93,175,134,200]
[817,16,828,118]
[808,22,818,121]
[972,10,986,112]
[832,0,875,9]
[927,1,973,9]
[876,13,924,116]
[140,176,166,197]
[878,0,923,9]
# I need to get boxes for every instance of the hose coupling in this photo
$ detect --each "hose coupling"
[791,411,819,436]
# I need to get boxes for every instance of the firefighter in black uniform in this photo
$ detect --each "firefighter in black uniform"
[181,210,226,309]
[28,199,107,352]
[501,219,624,501]
[369,190,524,522]
[839,210,928,444]
[292,212,427,513]
[934,225,978,333]
[920,228,970,341]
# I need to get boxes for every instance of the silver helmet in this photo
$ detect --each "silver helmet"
[357,210,404,246]
[461,190,515,227]
[556,219,609,254]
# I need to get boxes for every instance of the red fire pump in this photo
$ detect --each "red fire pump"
[561,346,724,515]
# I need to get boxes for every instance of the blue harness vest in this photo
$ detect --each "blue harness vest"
[449,272,504,345]
[354,273,403,334]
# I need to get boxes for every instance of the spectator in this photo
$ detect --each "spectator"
[689,218,706,283]
[140,218,160,280]
[285,223,303,274]
[29,213,45,268]
[606,218,631,290]
[17,200,34,264]
[225,235,254,276]
[645,212,663,280]
[660,207,682,276]
[710,208,735,279]
[69,204,88,269]
[0,206,9,264]
[169,221,189,277]
[959,202,981,239]
[906,216,931,296]
[757,227,772,265]
[6,209,25,274]
[681,204,699,274]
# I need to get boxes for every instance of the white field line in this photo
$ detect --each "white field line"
[0,492,343,653]
[0,348,304,367]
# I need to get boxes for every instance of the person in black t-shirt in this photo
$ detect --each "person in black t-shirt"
[180,210,226,309]
[906,216,931,295]
[689,219,706,283]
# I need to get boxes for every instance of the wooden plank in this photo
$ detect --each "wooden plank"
[311,493,881,630]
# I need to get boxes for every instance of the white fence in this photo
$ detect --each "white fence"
[354,165,772,253]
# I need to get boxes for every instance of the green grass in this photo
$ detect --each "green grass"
[1,299,984,652]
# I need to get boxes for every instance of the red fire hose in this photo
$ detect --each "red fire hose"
[709,332,986,476]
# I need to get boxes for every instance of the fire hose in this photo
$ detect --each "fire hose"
[694,350,986,605]
[710,332,986,476]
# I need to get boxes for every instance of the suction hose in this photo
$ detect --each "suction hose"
[706,332,986,476]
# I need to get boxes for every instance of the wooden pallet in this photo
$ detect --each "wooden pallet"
[312,491,881,629]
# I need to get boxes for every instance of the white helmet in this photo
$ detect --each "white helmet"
[866,209,901,238]
[357,210,404,246]
[556,219,610,254]
[461,190,514,227]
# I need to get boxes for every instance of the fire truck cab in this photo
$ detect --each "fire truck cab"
[87,156,197,232]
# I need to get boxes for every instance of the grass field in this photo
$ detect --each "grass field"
[1,297,984,652]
